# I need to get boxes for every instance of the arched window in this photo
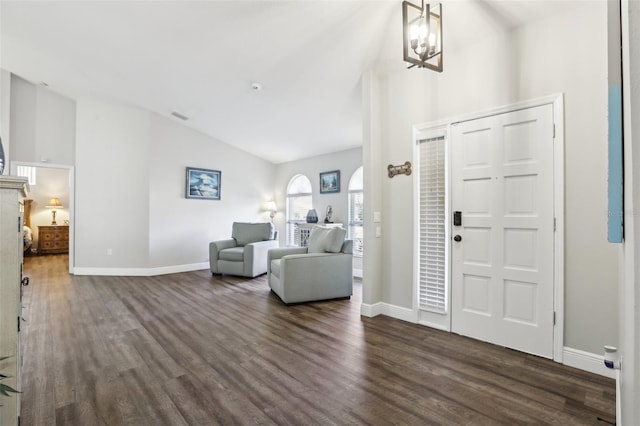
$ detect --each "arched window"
[348,167,364,258]
[286,174,313,246]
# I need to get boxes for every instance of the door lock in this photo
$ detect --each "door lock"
[453,235,462,242]
[453,211,462,226]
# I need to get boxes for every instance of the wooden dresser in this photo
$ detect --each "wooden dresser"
[38,225,69,254]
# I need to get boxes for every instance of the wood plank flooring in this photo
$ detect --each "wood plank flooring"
[20,254,615,425]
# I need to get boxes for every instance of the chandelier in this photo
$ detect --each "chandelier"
[402,0,443,71]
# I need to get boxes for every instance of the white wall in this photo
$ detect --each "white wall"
[9,74,75,165]
[75,100,150,269]
[274,147,362,245]
[148,114,275,268]
[0,69,11,173]
[365,2,618,356]
[74,99,277,273]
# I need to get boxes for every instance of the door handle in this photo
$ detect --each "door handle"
[453,235,462,242]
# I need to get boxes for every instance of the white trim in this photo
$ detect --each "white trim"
[417,317,450,332]
[552,95,566,363]
[562,347,616,379]
[361,302,417,323]
[411,94,565,363]
[360,302,384,317]
[73,262,209,277]
[353,268,363,278]
[412,125,451,331]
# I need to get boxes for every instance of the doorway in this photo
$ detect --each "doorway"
[451,104,555,359]
[414,96,564,361]
[11,162,75,274]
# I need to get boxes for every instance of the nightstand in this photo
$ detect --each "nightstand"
[38,225,69,254]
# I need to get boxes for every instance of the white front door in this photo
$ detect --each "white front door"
[451,104,555,358]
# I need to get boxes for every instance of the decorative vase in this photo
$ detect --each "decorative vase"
[306,209,318,223]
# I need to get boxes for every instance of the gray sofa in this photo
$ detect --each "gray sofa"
[267,226,353,304]
[210,222,279,277]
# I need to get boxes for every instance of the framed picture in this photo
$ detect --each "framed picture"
[320,170,340,194]
[186,167,221,200]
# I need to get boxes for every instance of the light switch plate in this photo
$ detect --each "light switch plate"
[373,211,381,223]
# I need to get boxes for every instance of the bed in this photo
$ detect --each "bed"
[23,199,33,254]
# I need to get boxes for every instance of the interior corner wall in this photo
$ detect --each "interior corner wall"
[273,147,362,245]
[361,71,384,305]
[75,99,150,269]
[9,74,75,166]
[370,1,617,356]
[148,114,276,269]
[0,69,11,170]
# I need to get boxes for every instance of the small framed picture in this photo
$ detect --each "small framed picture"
[320,170,340,194]
[186,167,221,200]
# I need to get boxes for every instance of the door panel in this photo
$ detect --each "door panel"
[451,104,554,359]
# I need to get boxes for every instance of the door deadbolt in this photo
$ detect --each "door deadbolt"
[453,235,462,242]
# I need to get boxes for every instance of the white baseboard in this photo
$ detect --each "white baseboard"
[360,302,417,323]
[360,302,384,317]
[562,347,616,379]
[73,262,209,277]
[417,319,449,332]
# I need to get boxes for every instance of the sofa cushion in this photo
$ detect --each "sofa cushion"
[232,222,274,246]
[270,259,281,278]
[219,246,245,262]
[308,226,346,254]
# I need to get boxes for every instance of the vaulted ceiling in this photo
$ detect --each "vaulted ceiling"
[0,1,570,164]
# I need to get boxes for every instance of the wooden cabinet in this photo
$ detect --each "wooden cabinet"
[0,176,28,426]
[38,225,69,254]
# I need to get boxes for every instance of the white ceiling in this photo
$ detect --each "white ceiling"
[0,0,572,164]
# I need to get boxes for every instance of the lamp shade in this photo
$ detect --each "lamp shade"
[46,198,63,208]
[264,201,277,213]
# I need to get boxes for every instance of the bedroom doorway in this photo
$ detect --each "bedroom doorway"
[11,162,75,274]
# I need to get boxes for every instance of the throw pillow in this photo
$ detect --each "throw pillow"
[308,226,346,254]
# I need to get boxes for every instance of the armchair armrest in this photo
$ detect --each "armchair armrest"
[244,239,280,277]
[211,239,237,251]
[209,239,237,273]
[268,246,308,262]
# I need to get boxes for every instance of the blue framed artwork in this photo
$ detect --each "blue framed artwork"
[186,167,221,200]
[320,170,340,194]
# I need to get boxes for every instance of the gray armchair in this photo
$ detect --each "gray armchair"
[267,226,353,304]
[210,222,279,277]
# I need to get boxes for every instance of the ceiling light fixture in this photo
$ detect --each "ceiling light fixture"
[402,0,443,72]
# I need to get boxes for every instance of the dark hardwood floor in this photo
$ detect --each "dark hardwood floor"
[20,254,615,425]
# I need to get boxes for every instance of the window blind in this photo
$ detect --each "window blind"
[348,190,364,257]
[16,165,37,185]
[287,195,312,245]
[286,175,313,246]
[418,136,447,313]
